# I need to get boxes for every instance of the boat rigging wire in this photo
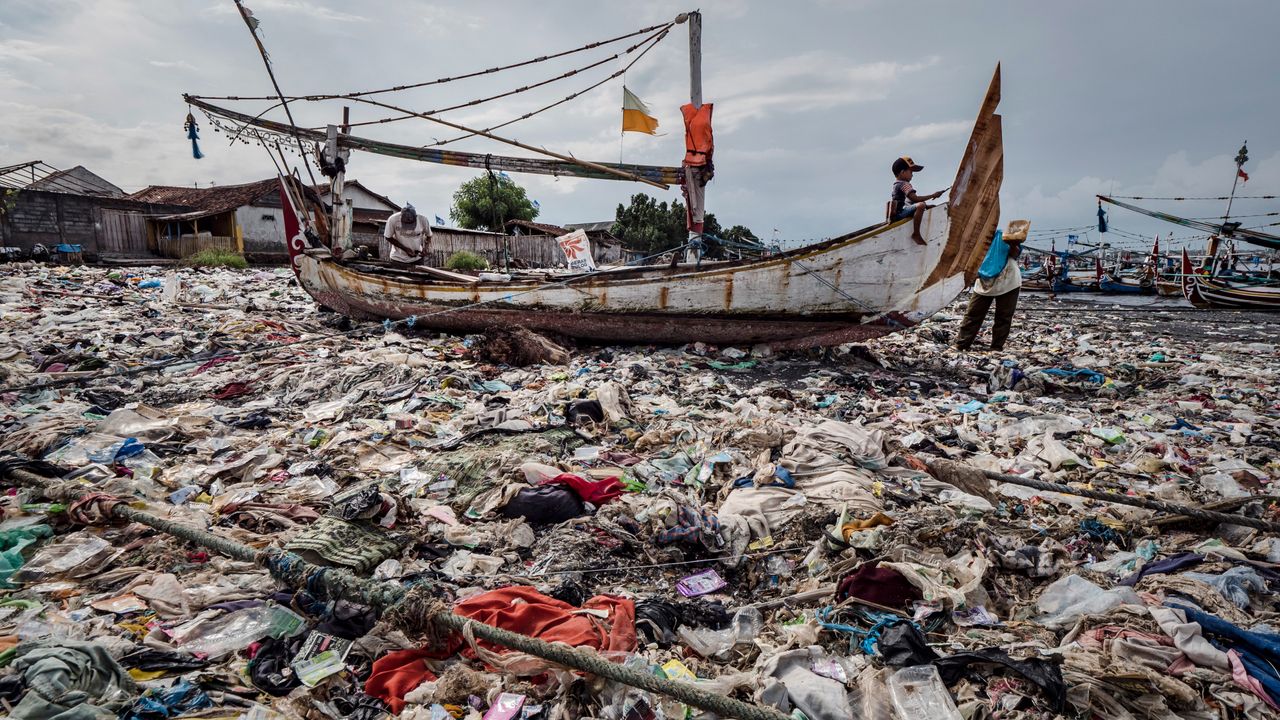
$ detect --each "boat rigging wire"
[192,29,673,187]
[317,28,671,152]
[230,0,318,189]
[196,20,676,102]
[214,25,672,134]
[1108,194,1277,201]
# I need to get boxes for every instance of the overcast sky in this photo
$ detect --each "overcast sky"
[2,0,1277,252]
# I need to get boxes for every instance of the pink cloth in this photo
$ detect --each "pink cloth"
[1228,649,1280,711]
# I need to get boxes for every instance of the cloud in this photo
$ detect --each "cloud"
[707,54,941,131]
[855,119,970,153]
[149,59,198,71]
[0,39,61,64]
[418,6,483,36]
[204,0,369,23]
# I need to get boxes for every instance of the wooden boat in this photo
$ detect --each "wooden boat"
[1182,248,1280,309]
[273,68,1006,348]
[1098,271,1155,295]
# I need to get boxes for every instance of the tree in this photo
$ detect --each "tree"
[722,224,761,246]
[611,193,684,255]
[611,193,742,257]
[451,173,537,232]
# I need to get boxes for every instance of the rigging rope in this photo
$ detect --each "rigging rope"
[315,27,670,131]
[197,29,670,153]
[194,20,675,102]
[351,28,671,150]
[1108,195,1277,201]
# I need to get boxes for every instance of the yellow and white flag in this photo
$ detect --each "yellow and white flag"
[622,86,659,135]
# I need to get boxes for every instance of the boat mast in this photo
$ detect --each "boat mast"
[322,107,353,255]
[1223,141,1248,227]
[685,11,704,259]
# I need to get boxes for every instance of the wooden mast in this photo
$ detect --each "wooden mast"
[685,11,704,260]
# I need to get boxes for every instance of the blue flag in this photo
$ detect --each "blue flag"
[434,215,445,226]
[532,199,540,210]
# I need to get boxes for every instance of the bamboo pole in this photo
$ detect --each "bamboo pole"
[2,466,787,720]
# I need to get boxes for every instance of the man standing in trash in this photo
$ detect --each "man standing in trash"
[890,156,945,245]
[955,223,1026,351]
[382,203,431,265]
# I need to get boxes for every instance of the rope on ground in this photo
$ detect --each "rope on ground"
[1,465,788,720]
[921,460,1280,533]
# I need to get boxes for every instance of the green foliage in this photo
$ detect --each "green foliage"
[0,189,19,218]
[445,250,489,271]
[183,248,248,269]
[451,174,538,232]
[610,193,731,256]
[722,224,761,246]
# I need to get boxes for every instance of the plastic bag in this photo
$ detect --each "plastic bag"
[0,523,53,587]
[887,664,962,720]
[1034,574,1140,628]
[171,604,306,659]
[11,531,115,583]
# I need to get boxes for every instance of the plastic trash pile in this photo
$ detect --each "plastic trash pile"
[1,263,1278,720]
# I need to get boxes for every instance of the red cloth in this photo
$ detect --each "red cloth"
[364,647,437,714]
[538,473,625,505]
[836,563,923,610]
[452,585,636,656]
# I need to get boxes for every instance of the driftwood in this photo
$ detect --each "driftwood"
[471,326,570,366]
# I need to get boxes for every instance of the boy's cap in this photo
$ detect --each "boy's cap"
[892,156,924,175]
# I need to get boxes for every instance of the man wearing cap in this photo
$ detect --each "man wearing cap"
[891,156,945,244]
[382,203,432,265]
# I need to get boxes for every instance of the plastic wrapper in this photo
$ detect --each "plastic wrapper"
[10,531,116,584]
[887,664,962,720]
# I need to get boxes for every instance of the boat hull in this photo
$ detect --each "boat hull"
[1186,276,1280,310]
[293,206,968,348]
[1098,277,1155,295]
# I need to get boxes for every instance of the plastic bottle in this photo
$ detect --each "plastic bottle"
[887,665,962,720]
[731,606,763,645]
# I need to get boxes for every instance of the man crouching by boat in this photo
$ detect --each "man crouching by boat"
[383,203,432,265]
[890,156,944,245]
[955,221,1028,352]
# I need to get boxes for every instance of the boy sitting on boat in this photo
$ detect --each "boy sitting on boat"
[890,156,945,244]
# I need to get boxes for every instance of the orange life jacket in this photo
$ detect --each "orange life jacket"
[681,103,714,167]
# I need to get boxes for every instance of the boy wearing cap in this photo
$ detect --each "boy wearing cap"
[890,156,945,244]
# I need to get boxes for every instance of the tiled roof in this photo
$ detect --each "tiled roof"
[128,178,279,216]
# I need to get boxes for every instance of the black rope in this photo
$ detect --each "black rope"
[193,20,675,102]
[1108,195,1277,201]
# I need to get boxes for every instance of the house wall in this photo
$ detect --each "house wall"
[321,185,397,212]
[0,190,184,258]
[234,205,287,257]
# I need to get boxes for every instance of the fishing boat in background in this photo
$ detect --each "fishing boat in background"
[1181,246,1280,309]
[1099,143,1280,309]
[1050,256,1102,293]
[191,13,1006,348]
